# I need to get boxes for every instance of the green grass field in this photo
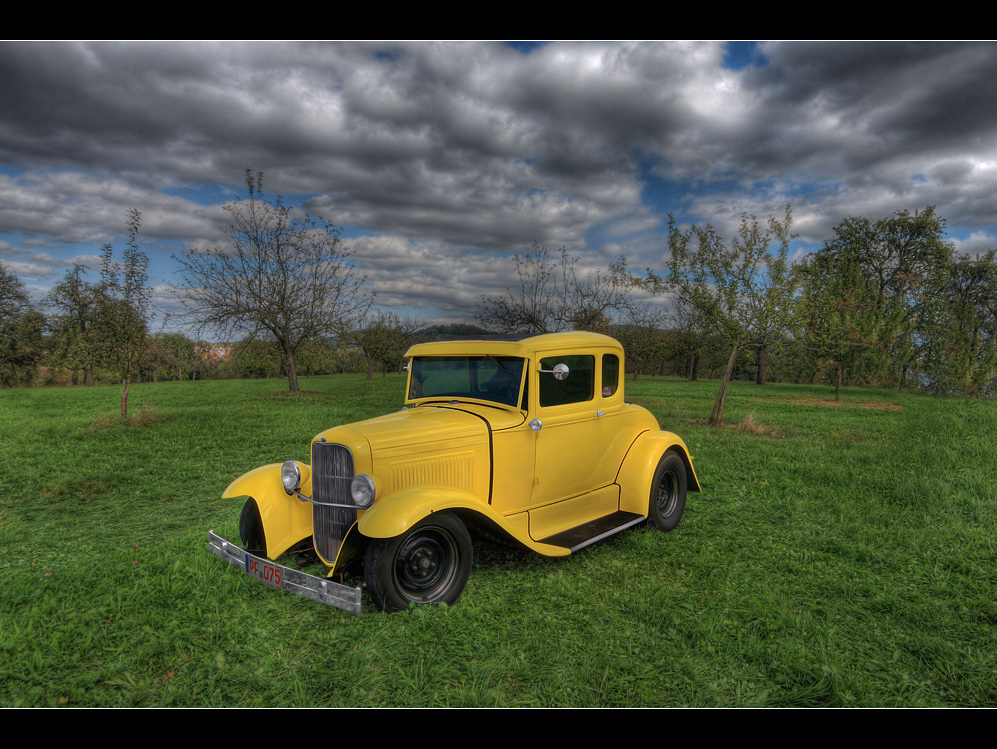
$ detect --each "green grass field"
[1,374,995,706]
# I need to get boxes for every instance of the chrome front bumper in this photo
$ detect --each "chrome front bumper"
[208,531,362,614]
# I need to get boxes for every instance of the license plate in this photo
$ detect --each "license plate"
[245,555,282,588]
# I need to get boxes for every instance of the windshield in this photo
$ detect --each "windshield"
[408,356,525,407]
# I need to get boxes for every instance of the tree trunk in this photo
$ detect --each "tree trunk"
[755,345,768,385]
[710,342,739,426]
[687,354,700,382]
[85,365,94,386]
[285,349,299,392]
[835,361,842,401]
[121,377,130,419]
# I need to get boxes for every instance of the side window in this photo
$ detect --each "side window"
[602,354,619,397]
[539,355,594,407]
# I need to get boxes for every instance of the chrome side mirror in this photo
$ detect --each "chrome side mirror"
[539,362,570,380]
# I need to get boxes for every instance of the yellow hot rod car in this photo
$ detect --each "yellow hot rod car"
[209,331,700,613]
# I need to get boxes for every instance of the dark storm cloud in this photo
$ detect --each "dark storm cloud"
[2,41,997,319]
[0,42,699,249]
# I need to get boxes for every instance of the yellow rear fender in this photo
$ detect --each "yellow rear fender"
[222,463,314,560]
[617,432,701,516]
[358,487,571,557]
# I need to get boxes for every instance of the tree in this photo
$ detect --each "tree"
[45,265,100,385]
[146,333,199,382]
[920,251,997,396]
[613,304,668,381]
[796,207,952,396]
[0,264,43,388]
[294,337,339,377]
[93,210,151,418]
[173,172,367,392]
[478,244,635,334]
[352,312,419,380]
[853,208,952,388]
[225,339,284,379]
[646,207,796,425]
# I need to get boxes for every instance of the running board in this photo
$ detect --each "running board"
[539,511,645,552]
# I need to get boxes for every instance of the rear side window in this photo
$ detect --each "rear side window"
[602,354,619,397]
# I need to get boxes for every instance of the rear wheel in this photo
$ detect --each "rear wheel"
[364,512,472,613]
[648,452,687,532]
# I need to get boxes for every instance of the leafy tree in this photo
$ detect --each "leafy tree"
[173,171,368,392]
[797,207,952,396]
[224,339,284,379]
[146,333,200,382]
[45,265,100,385]
[796,241,873,399]
[353,312,419,380]
[294,337,339,378]
[0,264,43,387]
[921,251,997,396]
[646,207,796,425]
[93,210,151,418]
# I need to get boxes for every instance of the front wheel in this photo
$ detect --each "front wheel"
[239,498,267,555]
[364,512,472,613]
[648,452,687,532]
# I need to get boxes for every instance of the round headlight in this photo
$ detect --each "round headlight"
[350,474,376,508]
[281,461,301,494]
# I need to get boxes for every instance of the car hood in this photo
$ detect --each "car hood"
[315,404,524,462]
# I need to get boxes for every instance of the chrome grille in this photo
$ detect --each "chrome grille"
[311,442,359,562]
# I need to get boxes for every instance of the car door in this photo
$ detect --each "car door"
[530,351,622,507]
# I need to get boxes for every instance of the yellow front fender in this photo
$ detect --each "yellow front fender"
[617,432,701,516]
[222,463,314,560]
[358,487,570,557]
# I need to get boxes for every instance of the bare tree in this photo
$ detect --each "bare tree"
[479,243,636,334]
[173,172,368,392]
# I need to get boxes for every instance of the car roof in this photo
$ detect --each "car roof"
[404,331,623,359]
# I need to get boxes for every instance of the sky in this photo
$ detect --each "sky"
[2,40,997,332]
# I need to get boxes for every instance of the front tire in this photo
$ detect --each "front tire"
[648,452,687,532]
[364,512,472,613]
[239,498,267,555]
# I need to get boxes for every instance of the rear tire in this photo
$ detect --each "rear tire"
[648,452,687,532]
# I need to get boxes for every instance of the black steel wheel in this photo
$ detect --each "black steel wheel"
[648,451,687,532]
[364,512,472,613]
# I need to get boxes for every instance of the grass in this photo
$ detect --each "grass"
[1,374,996,706]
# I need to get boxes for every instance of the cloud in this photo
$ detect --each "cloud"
[2,41,997,322]
[951,230,996,257]
[0,259,57,277]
